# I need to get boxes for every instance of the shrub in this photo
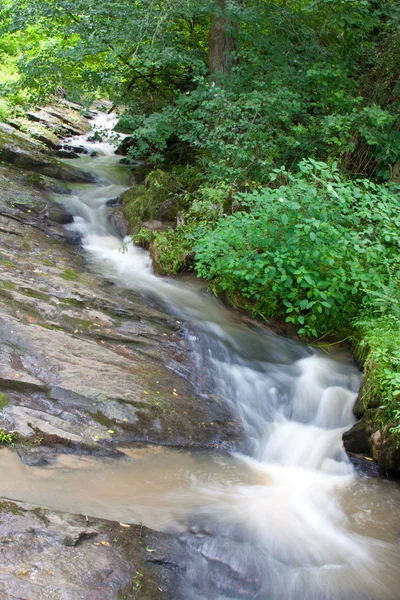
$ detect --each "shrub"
[195,159,400,337]
[0,99,11,122]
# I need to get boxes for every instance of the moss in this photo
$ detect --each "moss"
[88,410,117,429]
[0,501,25,516]
[0,393,10,409]
[0,281,15,290]
[40,324,64,331]
[61,315,97,332]
[102,522,165,600]
[347,317,400,474]
[20,287,51,302]
[25,173,42,185]
[61,269,78,281]
[32,506,50,525]
[0,255,17,268]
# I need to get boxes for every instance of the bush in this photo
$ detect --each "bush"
[0,99,11,122]
[194,159,400,337]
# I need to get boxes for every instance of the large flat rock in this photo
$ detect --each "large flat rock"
[0,165,242,461]
[0,499,167,600]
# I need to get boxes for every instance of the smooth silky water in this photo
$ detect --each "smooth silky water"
[1,113,399,599]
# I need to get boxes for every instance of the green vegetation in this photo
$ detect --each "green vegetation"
[60,269,78,281]
[195,160,400,337]
[1,1,400,451]
[0,394,10,409]
[0,429,15,445]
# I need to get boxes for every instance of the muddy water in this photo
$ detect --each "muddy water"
[1,113,399,599]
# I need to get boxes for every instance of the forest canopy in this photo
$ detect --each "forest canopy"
[1,0,399,180]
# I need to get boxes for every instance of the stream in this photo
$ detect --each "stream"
[1,113,399,599]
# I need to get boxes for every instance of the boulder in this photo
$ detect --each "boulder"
[371,426,400,475]
[24,172,71,195]
[0,500,167,600]
[57,149,80,159]
[342,409,379,455]
[116,135,134,156]
[0,164,242,453]
[142,220,165,231]
[156,196,187,221]
[108,206,130,237]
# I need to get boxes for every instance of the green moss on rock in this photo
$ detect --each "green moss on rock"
[0,394,10,409]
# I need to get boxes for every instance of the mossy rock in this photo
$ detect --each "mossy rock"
[342,409,380,455]
[371,427,400,475]
[0,394,10,409]
[353,377,381,419]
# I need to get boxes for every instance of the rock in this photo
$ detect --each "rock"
[0,497,263,600]
[106,197,120,207]
[57,149,80,159]
[45,203,74,224]
[116,135,134,156]
[342,409,379,455]
[371,429,382,461]
[156,196,187,221]
[63,144,89,155]
[0,500,167,600]
[347,453,382,477]
[371,425,400,475]
[108,207,130,237]
[391,159,400,183]
[9,119,63,150]
[24,172,71,195]
[26,101,91,137]
[352,378,381,419]
[91,99,113,112]
[142,220,165,231]
[131,163,154,184]
[0,123,96,183]
[31,129,63,150]
[0,165,242,457]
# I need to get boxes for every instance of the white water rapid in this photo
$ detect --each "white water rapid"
[6,112,398,599]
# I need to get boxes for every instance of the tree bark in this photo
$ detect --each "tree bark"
[208,0,241,76]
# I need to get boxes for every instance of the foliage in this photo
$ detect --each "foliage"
[0,429,15,445]
[195,160,400,337]
[0,99,12,122]
[149,226,195,275]
[355,314,400,434]
[132,181,227,274]
[1,0,398,183]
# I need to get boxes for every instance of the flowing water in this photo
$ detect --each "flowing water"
[2,113,399,599]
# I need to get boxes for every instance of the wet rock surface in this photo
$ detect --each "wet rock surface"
[0,499,167,600]
[343,375,400,476]
[0,104,245,598]
[0,169,241,457]
[0,122,96,183]
[0,498,262,600]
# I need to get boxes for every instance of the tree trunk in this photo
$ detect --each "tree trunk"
[208,0,241,76]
